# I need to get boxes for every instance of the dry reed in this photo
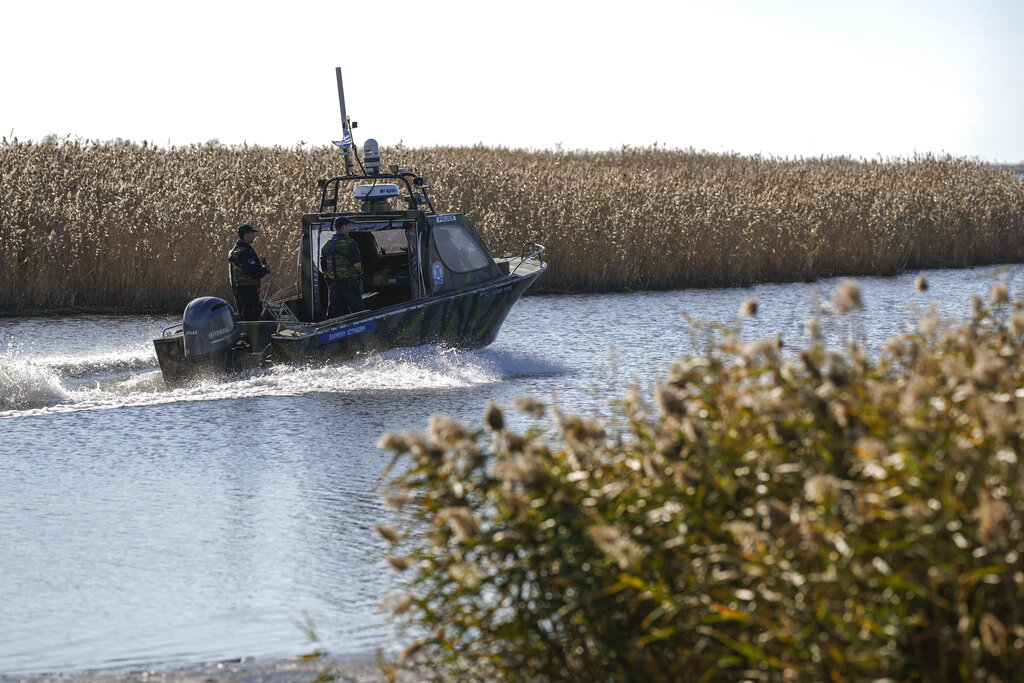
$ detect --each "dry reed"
[2,138,1022,313]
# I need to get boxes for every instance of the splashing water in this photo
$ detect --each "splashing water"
[0,340,565,419]
[0,352,70,411]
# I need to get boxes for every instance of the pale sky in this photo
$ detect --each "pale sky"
[3,0,1022,162]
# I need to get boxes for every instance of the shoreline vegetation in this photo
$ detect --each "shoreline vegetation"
[2,138,1023,315]
[377,280,1024,681]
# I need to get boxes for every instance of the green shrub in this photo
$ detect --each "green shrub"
[377,279,1024,681]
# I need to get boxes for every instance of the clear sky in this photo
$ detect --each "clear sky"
[3,0,1022,162]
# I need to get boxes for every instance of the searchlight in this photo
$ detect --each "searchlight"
[363,138,381,175]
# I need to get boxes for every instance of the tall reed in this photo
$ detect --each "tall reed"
[1,138,1022,313]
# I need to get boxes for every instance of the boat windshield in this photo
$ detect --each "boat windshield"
[432,223,492,272]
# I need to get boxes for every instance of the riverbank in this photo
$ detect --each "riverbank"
[4,655,411,683]
[2,140,1022,313]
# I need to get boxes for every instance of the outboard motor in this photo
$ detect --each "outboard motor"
[182,297,240,360]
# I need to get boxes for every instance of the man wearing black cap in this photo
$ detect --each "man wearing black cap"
[228,224,271,321]
[320,216,365,318]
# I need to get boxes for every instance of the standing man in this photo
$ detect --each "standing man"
[228,224,270,321]
[320,216,366,318]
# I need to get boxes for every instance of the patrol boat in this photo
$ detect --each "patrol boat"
[153,68,546,388]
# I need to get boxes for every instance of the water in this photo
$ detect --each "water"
[1,264,1022,677]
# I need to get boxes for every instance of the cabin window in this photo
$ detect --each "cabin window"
[432,224,492,273]
[372,228,410,254]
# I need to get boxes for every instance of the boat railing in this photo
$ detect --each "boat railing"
[264,299,310,332]
[317,172,435,214]
[161,322,183,338]
[511,242,546,275]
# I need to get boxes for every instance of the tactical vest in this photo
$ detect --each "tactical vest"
[228,241,263,288]
[321,234,359,280]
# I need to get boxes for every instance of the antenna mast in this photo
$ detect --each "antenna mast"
[335,67,356,175]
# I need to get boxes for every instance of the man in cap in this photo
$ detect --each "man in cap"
[320,216,366,318]
[228,224,271,321]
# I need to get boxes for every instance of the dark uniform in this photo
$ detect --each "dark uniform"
[320,232,365,318]
[228,228,269,321]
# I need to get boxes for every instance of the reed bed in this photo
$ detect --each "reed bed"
[1,138,1022,313]
[377,281,1024,681]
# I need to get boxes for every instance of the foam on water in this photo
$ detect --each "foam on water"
[38,349,157,378]
[0,341,158,414]
[0,343,567,419]
[0,354,70,411]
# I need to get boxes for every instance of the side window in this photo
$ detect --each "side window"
[373,228,410,254]
[433,224,492,272]
[315,228,333,270]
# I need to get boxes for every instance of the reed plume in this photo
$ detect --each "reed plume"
[2,138,1022,313]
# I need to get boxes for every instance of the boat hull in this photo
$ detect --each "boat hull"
[154,267,543,387]
[273,270,537,362]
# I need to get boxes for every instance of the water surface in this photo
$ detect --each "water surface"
[1,264,1021,676]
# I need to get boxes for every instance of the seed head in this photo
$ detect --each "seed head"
[804,473,841,503]
[447,562,482,587]
[378,593,414,616]
[484,402,505,432]
[980,613,1007,656]
[587,524,643,569]
[511,395,546,418]
[443,506,480,542]
[492,453,549,491]
[380,486,416,510]
[741,335,780,363]
[990,282,1009,305]
[739,297,758,317]
[388,556,412,571]
[833,279,863,315]
[806,317,822,343]
[975,487,1010,548]
[919,304,940,336]
[428,414,470,444]
[376,431,406,452]
[1010,311,1024,338]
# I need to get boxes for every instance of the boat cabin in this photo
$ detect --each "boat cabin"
[289,174,505,323]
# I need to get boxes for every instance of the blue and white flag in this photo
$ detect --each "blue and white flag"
[332,133,353,149]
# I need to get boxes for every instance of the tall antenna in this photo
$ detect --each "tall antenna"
[335,67,355,175]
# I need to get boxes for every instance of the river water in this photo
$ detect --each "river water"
[1,264,1021,677]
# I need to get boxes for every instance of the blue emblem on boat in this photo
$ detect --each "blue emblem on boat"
[432,260,444,285]
[319,319,376,344]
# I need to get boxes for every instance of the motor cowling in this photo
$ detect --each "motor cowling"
[182,297,240,359]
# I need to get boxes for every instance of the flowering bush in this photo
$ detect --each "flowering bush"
[378,280,1024,681]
